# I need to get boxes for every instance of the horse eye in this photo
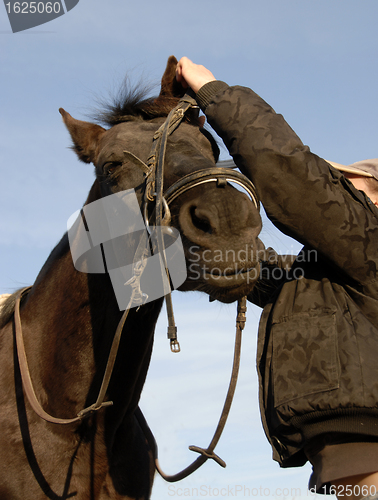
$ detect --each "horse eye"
[104,162,121,176]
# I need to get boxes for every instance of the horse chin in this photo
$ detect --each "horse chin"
[205,265,260,303]
[179,264,260,304]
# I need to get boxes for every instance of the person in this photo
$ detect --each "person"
[176,57,378,500]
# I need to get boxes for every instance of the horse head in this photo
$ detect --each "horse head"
[59,56,263,305]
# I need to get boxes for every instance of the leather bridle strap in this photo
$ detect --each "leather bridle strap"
[14,286,86,425]
[136,296,247,481]
[145,93,198,202]
[144,93,199,352]
[164,167,260,210]
[14,286,122,424]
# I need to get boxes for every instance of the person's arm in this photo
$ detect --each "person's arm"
[176,58,378,285]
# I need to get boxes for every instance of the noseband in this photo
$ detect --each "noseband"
[164,165,259,208]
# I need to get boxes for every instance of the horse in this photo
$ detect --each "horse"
[0,56,263,499]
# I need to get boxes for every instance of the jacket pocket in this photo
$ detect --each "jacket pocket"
[272,311,339,408]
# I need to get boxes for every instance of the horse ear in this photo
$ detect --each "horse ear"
[159,55,186,99]
[59,108,106,164]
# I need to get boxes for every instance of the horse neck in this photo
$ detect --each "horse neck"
[19,181,163,423]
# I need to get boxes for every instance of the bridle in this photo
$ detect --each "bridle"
[13,93,259,479]
[138,93,258,354]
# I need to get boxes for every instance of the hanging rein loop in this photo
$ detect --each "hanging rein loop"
[136,296,248,482]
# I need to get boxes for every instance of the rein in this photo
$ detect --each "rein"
[136,296,247,482]
[12,93,258,479]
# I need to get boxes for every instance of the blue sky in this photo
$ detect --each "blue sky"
[1,1,377,498]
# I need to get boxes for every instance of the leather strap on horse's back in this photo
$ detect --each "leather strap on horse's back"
[14,286,118,424]
[13,236,147,425]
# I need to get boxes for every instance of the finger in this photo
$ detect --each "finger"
[175,64,182,81]
[176,60,189,87]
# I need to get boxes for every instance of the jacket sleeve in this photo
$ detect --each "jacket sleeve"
[197,83,378,285]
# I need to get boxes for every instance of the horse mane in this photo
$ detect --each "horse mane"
[0,291,19,329]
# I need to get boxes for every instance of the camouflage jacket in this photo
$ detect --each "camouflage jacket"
[196,82,378,467]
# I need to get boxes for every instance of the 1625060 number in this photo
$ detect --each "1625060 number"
[328,484,377,497]
[5,2,62,14]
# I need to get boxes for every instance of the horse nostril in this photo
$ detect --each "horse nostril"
[190,206,213,234]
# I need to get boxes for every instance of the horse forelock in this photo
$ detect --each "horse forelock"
[91,79,203,129]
